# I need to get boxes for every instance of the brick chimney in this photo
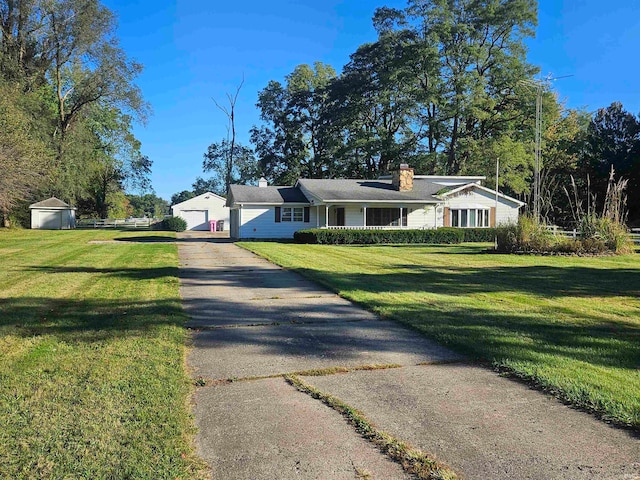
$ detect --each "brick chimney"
[392,164,414,191]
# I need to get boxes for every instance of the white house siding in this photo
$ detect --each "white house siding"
[443,188,520,226]
[171,192,230,231]
[406,205,437,229]
[238,206,317,239]
[344,206,363,226]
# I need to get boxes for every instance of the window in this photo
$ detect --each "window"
[366,208,406,227]
[282,207,304,222]
[450,208,491,227]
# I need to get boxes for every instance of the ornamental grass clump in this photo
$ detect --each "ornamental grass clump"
[498,168,634,255]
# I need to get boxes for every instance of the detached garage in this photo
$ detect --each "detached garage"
[30,197,76,230]
[171,192,229,231]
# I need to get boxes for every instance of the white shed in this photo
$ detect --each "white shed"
[171,191,230,231]
[30,197,76,230]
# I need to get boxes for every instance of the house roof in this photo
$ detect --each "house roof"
[227,176,522,208]
[297,178,443,203]
[228,185,309,205]
[439,183,525,207]
[171,191,226,208]
[29,197,73,209]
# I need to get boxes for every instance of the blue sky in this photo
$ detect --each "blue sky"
[102,0,640,201]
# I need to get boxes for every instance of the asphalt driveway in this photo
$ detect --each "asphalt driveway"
[179,232,639,480]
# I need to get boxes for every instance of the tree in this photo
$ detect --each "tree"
[61,103,152,218]
[330,33,422,177]
[192,176,220,196]
[210,77,256,194]
[0,81,50,226]
[581,102,640,222]
[372,0,539,174]
[251,62,338,184]
[0,0,150,218]
[202,140,258,188]
[170,190,195,206]
[127,193,169,217]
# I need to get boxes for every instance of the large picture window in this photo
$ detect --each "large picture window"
[366,208,407,227]
[450,208,490,228]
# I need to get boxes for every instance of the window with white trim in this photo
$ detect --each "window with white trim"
[282,207,304,222]
[450,208,490,227]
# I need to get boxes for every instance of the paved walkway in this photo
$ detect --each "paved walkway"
[179,233,639,480]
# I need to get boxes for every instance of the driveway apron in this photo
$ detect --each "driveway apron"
[179,233,640,480]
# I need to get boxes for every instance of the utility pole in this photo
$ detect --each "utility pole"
[495,157,499,250]
[530,74,572,221]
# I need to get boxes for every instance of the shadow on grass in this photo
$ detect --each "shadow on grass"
[0,296,187,342]
[25,265,178,281]
[114,235,177,243]
[279,265,640,372]
[301,264,640,298]
[113,235,232,243]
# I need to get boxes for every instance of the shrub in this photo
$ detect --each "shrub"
[579,215,634,254]
[497,215,632,255]
[293,228,464,245]
[459,228,496,242]
[157,216,187,232]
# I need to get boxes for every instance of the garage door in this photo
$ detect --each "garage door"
[39,210,62,229]
[180,210,208,230]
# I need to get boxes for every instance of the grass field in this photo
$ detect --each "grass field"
[0,229,206,479]
[240,242,640,429]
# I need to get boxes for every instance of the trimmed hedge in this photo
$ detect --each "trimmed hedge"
[293,228,465,245]
[156,216,187,232]
[460,227,496,242]
[294,227,497,245]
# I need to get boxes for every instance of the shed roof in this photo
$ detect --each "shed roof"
[29,197,73,209]
[229,185,309,205]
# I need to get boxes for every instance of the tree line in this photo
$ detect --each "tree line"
[199,0,639,225]
[0,0,153,226]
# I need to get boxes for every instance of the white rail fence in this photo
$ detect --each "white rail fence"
[546,226,640,245]
[77,218,160,229]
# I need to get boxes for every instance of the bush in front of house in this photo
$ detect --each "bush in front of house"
[156,216,187,232]
[293,227,465,245]
[459,227,496,242]
[496,215,633,255]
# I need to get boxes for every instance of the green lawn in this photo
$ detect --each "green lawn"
[240,242,640,429]
[0,229,206,479]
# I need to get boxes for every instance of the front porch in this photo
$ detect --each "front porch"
[313,204,440,230]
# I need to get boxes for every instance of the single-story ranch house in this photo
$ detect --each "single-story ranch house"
[171,192,230,231]
[227,165,524,240]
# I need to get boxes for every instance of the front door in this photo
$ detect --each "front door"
[336,207,345,226]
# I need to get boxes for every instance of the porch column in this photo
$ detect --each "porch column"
[400,207,404,228]
[325,205,329,228]
[363,205,367,227]
[316,205,319,228]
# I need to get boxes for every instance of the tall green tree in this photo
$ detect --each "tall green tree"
[372,0,539,174]
[251,62,338,184]
[330,32,423,177]
[581,102,640,222]
[192,176,220,196]
[0,0,150,219]
[0,81,50,226]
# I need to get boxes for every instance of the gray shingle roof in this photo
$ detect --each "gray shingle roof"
[29,197,72,209]
[229,185,309,204]
[297,179,443,202]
